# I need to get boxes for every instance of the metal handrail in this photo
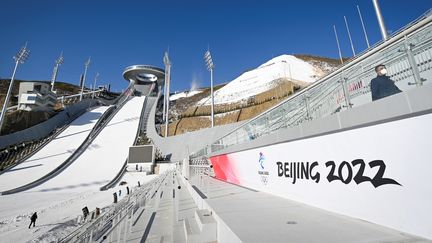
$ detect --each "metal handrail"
[60,170,172,243]
[57,89,104,100]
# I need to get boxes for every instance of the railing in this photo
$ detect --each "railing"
[57,89,105,106]
[191,9,432,158]
[60,170,172,243]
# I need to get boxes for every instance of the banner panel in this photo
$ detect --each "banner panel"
[210,113,432,239]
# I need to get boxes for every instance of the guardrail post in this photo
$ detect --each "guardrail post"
[122,210,129,243]
[88,229,93,243]
[303,94,311,121]
[117,217,122,243]
[108,217,114,242]
[404,36,425,86]
[340,73,352,109]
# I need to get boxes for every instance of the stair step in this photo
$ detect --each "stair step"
[195,209,216,231]
[194,209,217,243]
[173,221,187,243]
[183,217,201,243]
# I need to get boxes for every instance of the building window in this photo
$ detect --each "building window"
[34,85,41,92]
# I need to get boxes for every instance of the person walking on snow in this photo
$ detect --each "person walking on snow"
[29,212,37,228]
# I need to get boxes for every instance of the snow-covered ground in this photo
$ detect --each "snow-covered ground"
[0,106,110,192]
[0,173,157,242]
[198,54,322,105]
[0,96,149,242]
[169,90,202,101]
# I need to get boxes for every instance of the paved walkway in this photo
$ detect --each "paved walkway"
[188,174,430,243]
[122,171,430,242]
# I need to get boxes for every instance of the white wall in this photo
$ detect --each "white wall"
[210,112,432,240]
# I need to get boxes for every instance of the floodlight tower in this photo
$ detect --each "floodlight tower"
[357,5,370,48]
[92,72,99,99]
[80,57,91,101]
[333,25,344,64]
[372,0,388,41]
[0,43,30,132]
[163,52,171,137]
[344,16,356,56]
[51,52,64,92]
[204,50,215,128]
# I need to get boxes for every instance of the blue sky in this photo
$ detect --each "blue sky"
[0,0,430,93]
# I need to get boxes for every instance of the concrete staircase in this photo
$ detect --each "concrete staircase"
[175,209,217,243]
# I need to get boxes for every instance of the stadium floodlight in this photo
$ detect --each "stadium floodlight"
[204,49,215,128]
[333,25,344,64]
[80,57,91,101]
[372,0,388,41]
[92,72,99,99]
[51,52,64,92]
[163,51,171,137]
[344,16,356,56]
[357,5,370,48]
[0,43,30,133]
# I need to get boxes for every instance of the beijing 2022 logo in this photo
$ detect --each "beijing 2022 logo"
[258,152,270,186]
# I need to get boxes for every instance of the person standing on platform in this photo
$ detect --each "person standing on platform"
[371,64,401,101]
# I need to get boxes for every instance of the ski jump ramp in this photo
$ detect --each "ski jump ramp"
[0,106,110,192]
[30,96,146,193]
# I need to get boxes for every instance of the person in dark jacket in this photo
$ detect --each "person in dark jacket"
[29,212,37,228]
[371,64,402,101]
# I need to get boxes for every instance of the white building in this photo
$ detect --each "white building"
[18,82,57,111]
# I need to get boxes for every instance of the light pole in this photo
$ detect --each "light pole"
[0,43,30,133]
[357,5,370,48]
[204,50,215,128]
[51,52,64,92]
[344,16,356,56]
[372,0,388,41]
[92,72,99,99]
[333,25,344,64]
[80,57,91,101]
[163,52,171,137]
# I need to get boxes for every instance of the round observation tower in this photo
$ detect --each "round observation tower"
[123,65,165,96]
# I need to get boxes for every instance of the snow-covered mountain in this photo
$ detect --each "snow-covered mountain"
[198,54,327,105]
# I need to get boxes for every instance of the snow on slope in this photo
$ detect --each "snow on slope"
[199,54,321,105]
[0,106,110,192]
[30,96,146,193]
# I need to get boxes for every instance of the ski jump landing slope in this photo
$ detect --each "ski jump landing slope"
[0,106,110,192]
[31,96,146,193]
